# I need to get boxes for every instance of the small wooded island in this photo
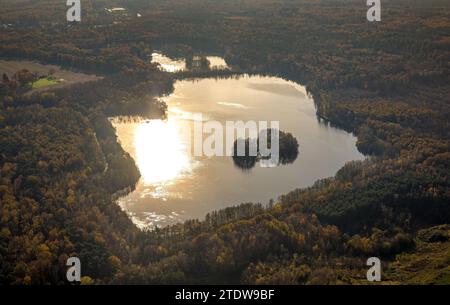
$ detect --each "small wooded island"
[232,129,299,169]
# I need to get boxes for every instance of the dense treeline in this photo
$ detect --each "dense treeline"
[0,62,175,284]
[0,0,449,284]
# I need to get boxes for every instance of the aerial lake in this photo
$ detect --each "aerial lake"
[112,62,364,229]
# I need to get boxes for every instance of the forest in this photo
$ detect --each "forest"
[0,0,449,284]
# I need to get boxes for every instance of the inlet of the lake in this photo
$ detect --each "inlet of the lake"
[112,74,365,229]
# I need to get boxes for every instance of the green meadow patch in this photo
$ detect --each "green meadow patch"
[30,77,60,89]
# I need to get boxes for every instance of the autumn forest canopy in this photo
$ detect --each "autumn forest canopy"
[0,0,449,285]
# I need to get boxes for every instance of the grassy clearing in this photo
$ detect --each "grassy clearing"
[385,225,450,284]
[30,77,60,89]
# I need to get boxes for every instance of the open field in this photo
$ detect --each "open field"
[0,60,102,93]
[30,77,60,89]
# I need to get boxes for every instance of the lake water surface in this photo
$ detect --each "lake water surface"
[151,52,229,72]
[112,74,364,229]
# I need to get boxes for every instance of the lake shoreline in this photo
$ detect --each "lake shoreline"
[112,70,365,230]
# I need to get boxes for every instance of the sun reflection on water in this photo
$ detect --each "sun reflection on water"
[151,52,186,72]
[134,119,192,186]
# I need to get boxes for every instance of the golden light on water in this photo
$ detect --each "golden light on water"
[134,119,191,186]
[151,52,186,72]
[112,75,365,229]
